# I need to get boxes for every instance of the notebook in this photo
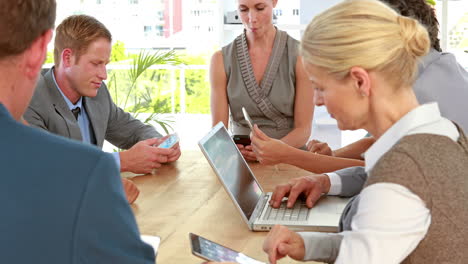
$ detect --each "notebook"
[198,122,350,232]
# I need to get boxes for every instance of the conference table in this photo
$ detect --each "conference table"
[125,150,323,264]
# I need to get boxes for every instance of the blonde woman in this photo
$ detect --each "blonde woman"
[210,0,314,161]
[207,0,468,263]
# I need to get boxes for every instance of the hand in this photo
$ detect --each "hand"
[270,174,331,208]
[119,138,175,174]
[121,178,139,204]
[250,125,291,165]
[167,142,181,162]
[307,139,333,156]
[236,144,258,161]
[263,225,305,264]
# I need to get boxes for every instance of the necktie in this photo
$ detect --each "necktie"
[71,107,81,121]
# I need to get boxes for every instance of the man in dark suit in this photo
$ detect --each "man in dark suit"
[24,14,181,176]
[0,0,155,263]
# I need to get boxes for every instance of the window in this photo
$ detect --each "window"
[435,0,468,68]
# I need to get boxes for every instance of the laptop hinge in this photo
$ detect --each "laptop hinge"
[250,193,270,228]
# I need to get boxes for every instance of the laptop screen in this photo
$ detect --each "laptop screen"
[199,123,263,220]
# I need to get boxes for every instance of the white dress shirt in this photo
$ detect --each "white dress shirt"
[300,103,459,263]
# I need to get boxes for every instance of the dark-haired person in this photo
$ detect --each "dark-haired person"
[24,15,181,178]
[0,0,154,263]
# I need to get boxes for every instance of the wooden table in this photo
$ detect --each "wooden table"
[127,150,322,264]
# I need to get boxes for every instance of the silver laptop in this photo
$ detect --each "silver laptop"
[198,122,350,232]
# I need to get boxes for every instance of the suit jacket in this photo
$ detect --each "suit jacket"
[0,103,154,263]
[335,49,468,196]
[24,68,161,149]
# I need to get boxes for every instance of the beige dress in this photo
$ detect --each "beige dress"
[222,29,299,139]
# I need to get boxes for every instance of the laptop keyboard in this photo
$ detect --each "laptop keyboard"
[262,200,309,221]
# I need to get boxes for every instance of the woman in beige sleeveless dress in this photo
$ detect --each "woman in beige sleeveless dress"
[210,0,314,161]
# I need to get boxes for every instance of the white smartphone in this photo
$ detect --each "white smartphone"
[189,233,264,264]
[242,107,254,131]
[157,133,179,148]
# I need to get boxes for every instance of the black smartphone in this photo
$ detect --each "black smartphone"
[232,134,251,146]
[189,233,263,264]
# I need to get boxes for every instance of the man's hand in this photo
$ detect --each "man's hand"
[263,225,305,264]
[250,125,291,165]
[121,178,139,204]
[270,174,331,209]
[237,144,258,161]
[166,142,182,162]
[119,138,176,174]
[307,139,333,156]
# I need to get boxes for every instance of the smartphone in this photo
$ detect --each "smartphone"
[233,134,251,146]
[242,107,254,131]
[189,233,264,264]
[157,133,179,148]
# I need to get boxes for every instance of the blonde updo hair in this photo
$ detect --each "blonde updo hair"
[300,0,430,88]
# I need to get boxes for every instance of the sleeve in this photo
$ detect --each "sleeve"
[103,85,162,149]
[298,232,343,263]
[325,172,342,195]
[23,106,48,130]
[333,166,367,197]
[334,183,431,264]
[74,153,155,264]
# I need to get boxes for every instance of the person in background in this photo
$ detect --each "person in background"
[0,0,155,262]
[207,0,468,263]
[24,15,182,203]
[210,0,314,161]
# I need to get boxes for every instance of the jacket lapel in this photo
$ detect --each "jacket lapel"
[43,69,83,141]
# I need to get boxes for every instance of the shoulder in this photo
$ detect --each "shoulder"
[285,32,299,46]
[211,50,224,64]
[4,118,114,177]
[417,50,466,83]
[210,50,227,78]
[369,134,464,184]
[29,69,56,109]
[27,123,106,161]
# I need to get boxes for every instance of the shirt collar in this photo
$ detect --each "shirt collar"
[364,103,443,172]
[51,67,83,110]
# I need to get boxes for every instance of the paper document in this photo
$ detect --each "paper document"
[141,235,161,257]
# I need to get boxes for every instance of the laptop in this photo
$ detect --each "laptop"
[198,122,350,232]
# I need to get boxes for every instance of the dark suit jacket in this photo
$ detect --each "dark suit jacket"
[24,68,161,149]
[0,103,154,263]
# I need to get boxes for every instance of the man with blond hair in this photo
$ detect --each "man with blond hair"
[0,1,155,262]
[25,15,181,177]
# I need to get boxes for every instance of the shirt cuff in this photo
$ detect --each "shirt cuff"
[298,232,343,262]
[325,172,342,195]
[110,152,121,170]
